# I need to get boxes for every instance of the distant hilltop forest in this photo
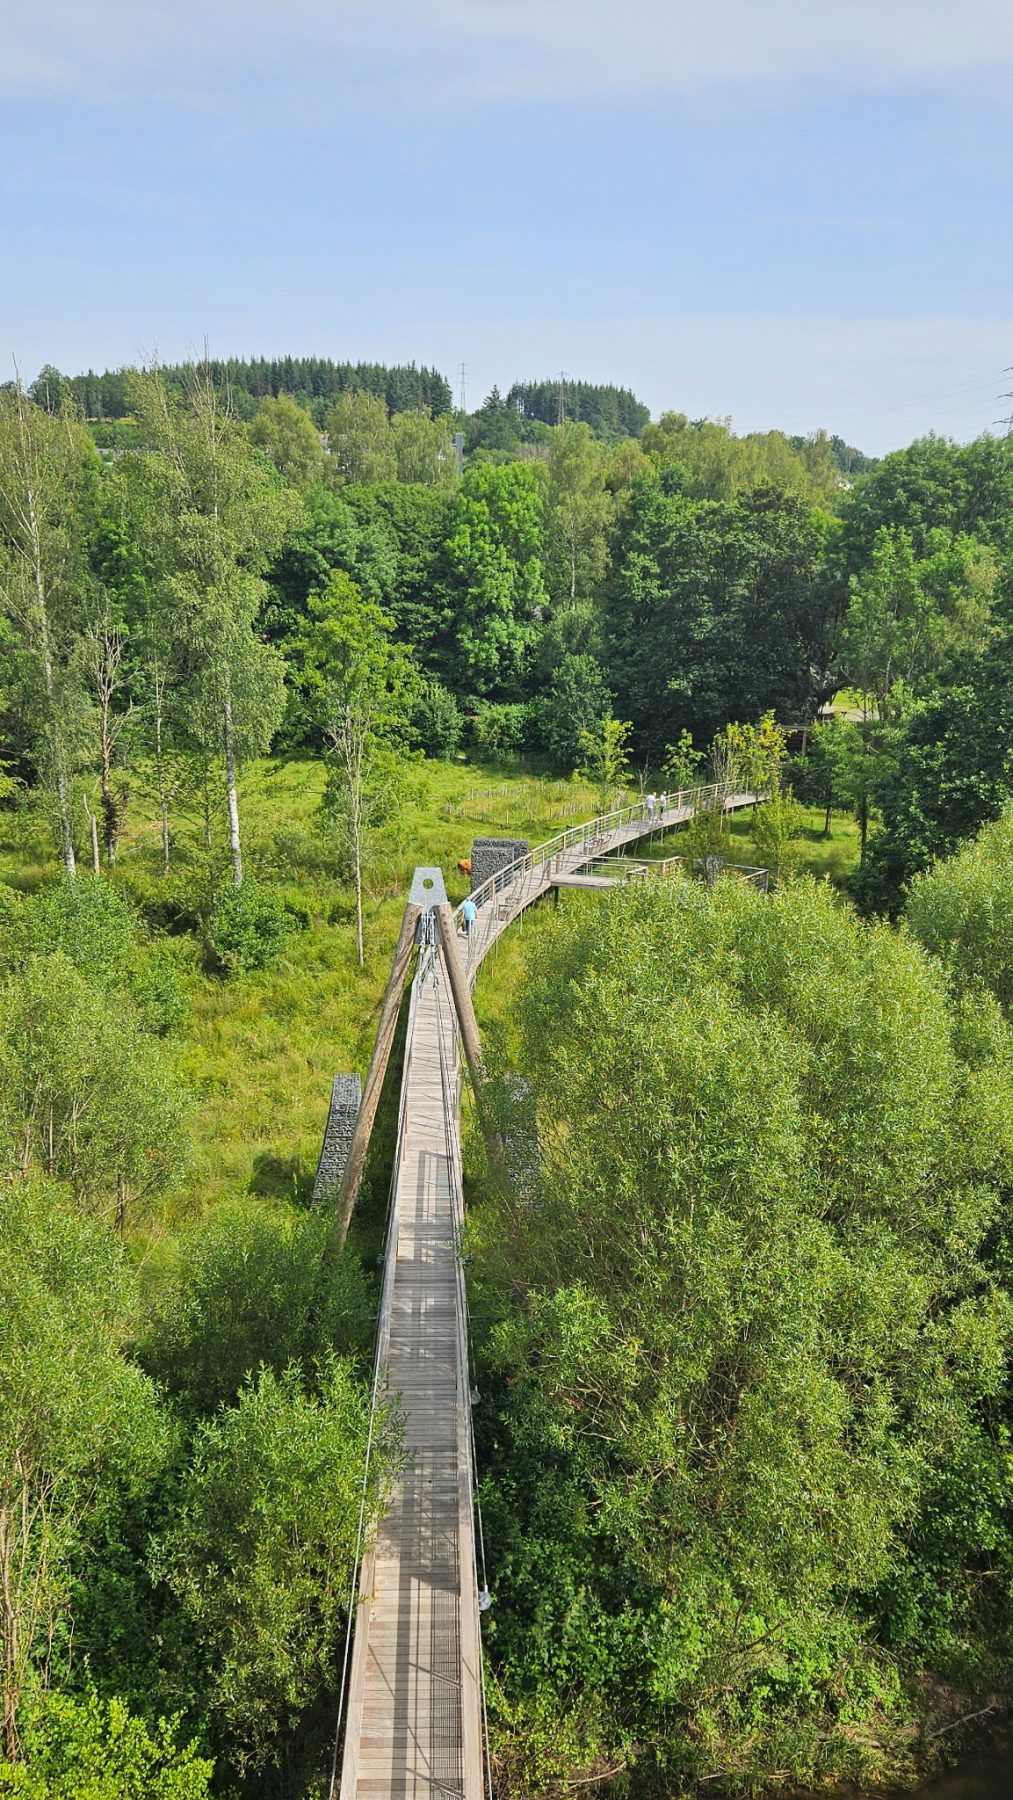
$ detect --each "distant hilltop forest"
[26,354,873,471]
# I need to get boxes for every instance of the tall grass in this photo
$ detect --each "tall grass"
[0,756,604,1238]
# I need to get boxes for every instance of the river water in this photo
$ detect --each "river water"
[793,1737,1013,1800]
[904,1740,1013,1799]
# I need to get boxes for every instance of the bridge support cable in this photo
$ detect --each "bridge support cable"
[327,970,422,1800]
[430,957,495,1799]
[336,870,484,1800]
[329,898,421,1257]
[330,790,764,1796]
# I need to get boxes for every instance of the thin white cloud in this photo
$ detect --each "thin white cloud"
[5,1,1013,106]
[406,0,1013,96]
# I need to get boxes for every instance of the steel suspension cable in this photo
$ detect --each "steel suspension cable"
[430,952,495,1798]
[327,968,420,1800]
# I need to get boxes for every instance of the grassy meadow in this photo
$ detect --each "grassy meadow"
[0,757,601,1243]
[0,757,865,1262]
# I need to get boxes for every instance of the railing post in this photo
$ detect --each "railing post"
[327,897,422,1257]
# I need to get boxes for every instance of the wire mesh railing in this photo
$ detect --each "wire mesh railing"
[453,780,762,932]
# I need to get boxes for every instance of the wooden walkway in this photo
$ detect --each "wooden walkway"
[338,963,483,1800]
[337,790,758,1799]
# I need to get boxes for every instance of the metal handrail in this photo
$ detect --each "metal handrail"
[452,780,758,927]
[578,854,770,891]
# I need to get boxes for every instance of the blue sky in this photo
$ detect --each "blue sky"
[3,0,1013,453]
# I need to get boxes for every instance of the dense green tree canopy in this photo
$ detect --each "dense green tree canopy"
[248,394,326,492]
[0,1181,172,1763]
[442,462,549,700]
[151,1359,380,1777]
[853,632,1013,916]
[477,876,1013,1788]
[604,474,827,757]
[904,807,1013,1011]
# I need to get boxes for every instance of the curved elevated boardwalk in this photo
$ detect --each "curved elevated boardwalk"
[337,788,758,1800]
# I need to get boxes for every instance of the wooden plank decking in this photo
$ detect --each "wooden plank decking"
[338,789,759,1797]
[339,965,482,1800]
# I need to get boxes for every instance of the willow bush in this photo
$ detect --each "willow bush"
[474,875,1013,1791]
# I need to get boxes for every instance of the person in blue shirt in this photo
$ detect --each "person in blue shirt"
[462,896,477,939]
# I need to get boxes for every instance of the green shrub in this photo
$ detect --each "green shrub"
[904,806,1013,1011]
[130,942,191,1036]
[111,870,203,938]
[27,876,137,982]
[206,879,296,973]
[151,1358,385,1776]
[0,1692,212,1799]
[476,875,1013,1788]
[529,653,612,772]
[412,678,462,758]
[0,883,27,972]
[139,1202,373,1415]
[465,699,532,756]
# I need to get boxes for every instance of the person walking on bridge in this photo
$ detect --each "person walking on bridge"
[461,895,477,940]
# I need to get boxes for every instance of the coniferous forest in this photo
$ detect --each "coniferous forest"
[4,356,1013,1797]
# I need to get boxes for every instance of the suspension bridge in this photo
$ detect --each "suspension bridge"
[329,784,760,1800]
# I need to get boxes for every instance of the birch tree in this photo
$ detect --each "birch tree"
[301,571,416,965]
[131,359,296,887]
[542,421,612,608]
[0,385,94,875]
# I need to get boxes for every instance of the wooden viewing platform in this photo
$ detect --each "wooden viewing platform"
[336,788,760,1798]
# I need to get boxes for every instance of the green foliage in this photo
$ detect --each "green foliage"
[139,1202,372,1414]
[129,360,297,882]
[0,1693,212,1799]
[206,877,296,974]
[474,877,1013,1788]
[465,700,532,756]
[0,1182,172,1760]
[342,481,454,660]
[904,807,1013,1011]
[129,941,190,1035]
[248,393,325,492]
[51,356,453,426]
[750,786,805,884]
[530,652,612,771]
[21,874,137,980]
[641,411,841,508]
[389,409,458,489]
[604,475,827,759]
[326,389,397,485]
[0,954,187,1220]
[151,1358,385,1775]
[662,728,704,792]
[834,432,1013,576]
[265,483,393,657]
[505,378,649,439]
[443,462,549,700]
[411,677,462,758]
[0,387,99,873]
[854,631,1013,915]
[300,569,418,961]
[840,525,996,720]
[540,422,614,607]
[576,715,631,811]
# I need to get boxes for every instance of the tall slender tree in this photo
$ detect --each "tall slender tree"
[0,384,95,874]
[131,359,297,886]
[542,421,613,607]
[301,571,416,965]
